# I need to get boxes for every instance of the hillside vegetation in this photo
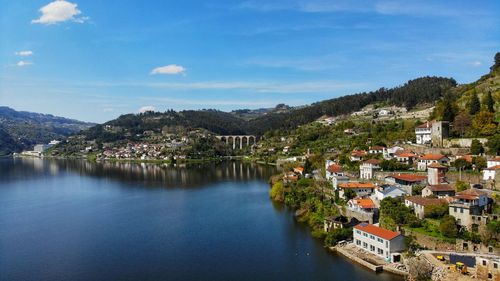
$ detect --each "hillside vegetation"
[0,107,94,155]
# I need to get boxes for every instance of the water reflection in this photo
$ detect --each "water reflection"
[0,158,277,188]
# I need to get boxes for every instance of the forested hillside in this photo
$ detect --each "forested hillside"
[79,76,456,143]
[0,107,94,155]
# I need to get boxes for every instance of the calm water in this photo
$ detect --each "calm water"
[0,158,402,281]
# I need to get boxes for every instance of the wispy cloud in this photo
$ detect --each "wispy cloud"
[16,61,33,67]
[138,105,156,113]
[32,0,88,25]
[150,64,187,75]
[15,50,34,56]
[88,80,367,94]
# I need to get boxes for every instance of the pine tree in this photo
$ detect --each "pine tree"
[469,91,481,115]
[484,91,495,113]
[441,94,456,122]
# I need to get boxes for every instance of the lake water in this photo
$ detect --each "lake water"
[0,158,402,281]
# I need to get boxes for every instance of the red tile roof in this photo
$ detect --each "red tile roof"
[484,165,500,171]
[339,182,376,189]
[416,121,434,129]
[405,196,447,206]
[364,159,381,165]
[454,188,488,200]
[426,184,455,192]
[428,162,447,169]
[354,223,400,240]
[388,173,427,182]
[354,198,376,209]
[369,146,385,150]
[327,164,343,173]
[351,150,368,157]
[420,154,447,161]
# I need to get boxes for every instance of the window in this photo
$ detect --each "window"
[454,207,457,212]
[356,239,361,246]
[363,242,367,249]
[356,230,361,235]
[370,235,375,240]
[377,238,383,243]
[363,233,368,237]
[386,241,389,248]
[377,248,384,255]
[370,245,375,252]
[494,263,497,269]
[483,260,487,266]
[460,208,463,213]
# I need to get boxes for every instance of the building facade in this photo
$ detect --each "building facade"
[353,223,405,263]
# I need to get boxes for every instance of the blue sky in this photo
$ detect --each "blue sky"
[0,0,498,123]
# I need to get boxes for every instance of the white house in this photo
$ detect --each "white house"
[373,185,408,201]
[325,160,344,181]
[394,150,417,165]
[379,109,391,116]
[337,182,376,199]
[449,188,490,230]
[487,157,500,168]
[368,146,385,154]
[360,159,381,179]
[350,150,367,162]
[417,154,449,171]
[353,223,405,263]
[483,165,500,181]
[415,121,433,144]
[348,198,376,213]
[385,173,427,187]
[405,196,447,219]
[383,146,405,160]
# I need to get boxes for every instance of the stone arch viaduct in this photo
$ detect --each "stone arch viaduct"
[216,135,257,150]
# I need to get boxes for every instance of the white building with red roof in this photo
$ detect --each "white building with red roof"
[337,182,376,199]
[483,165,500,181]
[353,223,405,263]
[360,159,381,179]
[417,153,449,171]
[449,188,491,230]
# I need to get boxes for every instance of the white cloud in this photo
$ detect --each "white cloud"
[470,61,482,67]
[150,64,186,75]
[17,61,33,67]
[15,50,34,56]
[32,0,88,25]
[138,106,156,113]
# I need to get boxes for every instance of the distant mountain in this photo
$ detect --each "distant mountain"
[0,106,95,155]
[73,76,456,144]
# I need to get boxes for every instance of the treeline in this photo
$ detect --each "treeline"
[82,76,456,142]
[244,76,456,134]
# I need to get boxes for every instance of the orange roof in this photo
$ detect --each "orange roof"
[388,173,427,182]
[354,223,400,240]
[355,198,375,209]
[420,153,447,161]
[369,146,385,150]
[351,150,368,157]
[327,164,343,173]
[294,167,305,172]
[395,150,417,158]
[492,157,500,161]
[339,182,376,189]
[428,162,447,169]
[485,165,500,171]
[364,159,381,165]
[416,121,434,129]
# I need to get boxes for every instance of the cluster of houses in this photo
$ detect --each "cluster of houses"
[99,139,188,160]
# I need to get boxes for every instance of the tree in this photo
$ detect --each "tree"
[344,189,356,200]
[469,91,481,115]
[440,215,458,238]
[484,91,495,113]
[486,134,500,155]
[472,111,496,136]
[453,111,471,137]
[441,93,457,122]
[471,139,484,155]
[473,157,487,170]
[453,158,472,171]
[491,52,500,72]
[455,181,469,192]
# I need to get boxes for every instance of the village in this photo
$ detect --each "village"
[277,119,500,280]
